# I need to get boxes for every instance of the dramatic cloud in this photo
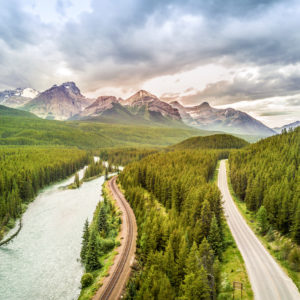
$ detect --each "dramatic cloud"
[0,0,299,125]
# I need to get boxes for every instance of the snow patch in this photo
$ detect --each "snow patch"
[21,88,39,98]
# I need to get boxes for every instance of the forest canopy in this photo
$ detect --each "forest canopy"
[0,146,89,238]
[119,150,227,299]
[229,127,300,243]
[170,134,249,150]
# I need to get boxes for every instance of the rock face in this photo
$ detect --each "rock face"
[0,88,39,108]
[122,90,181,120]
[73,96,121,119]
[170,101,275,136]
[273,121,300,133]
[22,82,93,120]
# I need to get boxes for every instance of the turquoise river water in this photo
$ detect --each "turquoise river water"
[0,162,104,300]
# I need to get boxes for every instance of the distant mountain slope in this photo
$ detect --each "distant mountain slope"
[122,90,181,121]
[71,96,138,124]
[72,91,186,127]
[170,133,249,150]
[0,108,208,148]
[273,121,300,133]
[22,82,94,120]
[170,101,275,136]
[0,105,38,118]
[0,88,39,108]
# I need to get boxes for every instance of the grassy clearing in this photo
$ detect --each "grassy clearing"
[225,160,300,291]
[78,181,121,300]
[218,223,254,299]
[212,161,253,299]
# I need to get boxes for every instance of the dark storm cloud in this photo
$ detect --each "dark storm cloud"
[0,0,44,49]
[55,0,300,92]
[1,0,300,101]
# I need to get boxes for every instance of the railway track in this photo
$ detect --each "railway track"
[98,176,136,300]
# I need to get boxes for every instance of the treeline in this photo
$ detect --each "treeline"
[229,127,300,243]
[83,159,104,180]
[119,150,227,299]
[80,194,120,289]
[170,134,249,150]
[0,147,89,237]
[99,148,158,166]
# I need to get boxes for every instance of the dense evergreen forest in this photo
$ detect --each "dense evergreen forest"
[229,127,300,243]
[0,147,89,239]
[100,148,159,166]
[119,150,229,299]
[170,134,249,150]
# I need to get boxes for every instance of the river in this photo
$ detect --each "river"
[0,160,104,300]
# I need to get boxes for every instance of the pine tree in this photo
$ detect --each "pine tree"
[85,229,101,272]
[257,206,269,235]
[208,214,222,258]
[180,266,210,300]
[98,204,108,236]
[200,200,212,238]
[292,202,300,244]
[80,219,90,262]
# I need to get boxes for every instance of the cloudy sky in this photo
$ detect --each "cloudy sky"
[0,0,300,126]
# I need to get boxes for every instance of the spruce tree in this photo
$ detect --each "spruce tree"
[98,204,108,236]
[208,215,222,258]
[85,229,101,272]
[180,266,210,300]
[200,200,212,238]
[257,206,269,235]
[293,202,300,244]
[80,219,90,262]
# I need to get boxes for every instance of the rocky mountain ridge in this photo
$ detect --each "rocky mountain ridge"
[0,87,39,108]
[170,100,275,136]
[0,82,276,136]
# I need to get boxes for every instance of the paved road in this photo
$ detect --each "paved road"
[93,176,137,300]
[218,160,300,300]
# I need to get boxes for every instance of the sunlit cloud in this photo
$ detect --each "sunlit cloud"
[0,0,299,126]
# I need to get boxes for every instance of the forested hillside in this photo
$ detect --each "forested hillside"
[0,113,206,148]
[0,147,89,239]
[170,134,249,150]
[99,148,159,166]
[229,127,300,243]
[119,150,227,298]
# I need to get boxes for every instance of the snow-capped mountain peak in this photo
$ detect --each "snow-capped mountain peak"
[21,88,39,99]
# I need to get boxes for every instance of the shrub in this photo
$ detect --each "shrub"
[100,238,115,253]
[81,273,93,288]
[266,227,275,242]
[280,240,293,260]
[288,248,300,271]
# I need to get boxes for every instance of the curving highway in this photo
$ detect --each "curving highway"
[218,160,300,300]
[93,176,137,300]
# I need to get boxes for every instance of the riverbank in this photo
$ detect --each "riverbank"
[78,180,121,300]
[0,165,105,300]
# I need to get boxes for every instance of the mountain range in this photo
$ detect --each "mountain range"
[273,121,300,133]
[1,81,293,137]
